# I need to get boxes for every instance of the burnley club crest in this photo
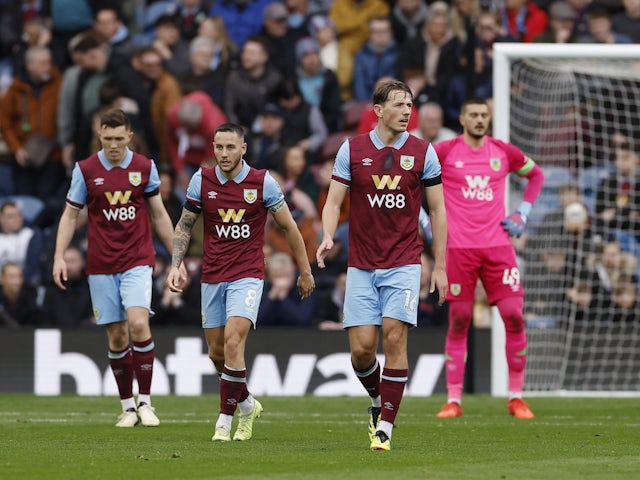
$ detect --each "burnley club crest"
[244,189,257,204]
[129,172,142,186]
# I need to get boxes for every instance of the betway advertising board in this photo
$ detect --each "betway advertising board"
[0,328,491,395]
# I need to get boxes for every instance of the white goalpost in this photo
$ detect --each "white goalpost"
[491,43,640,397]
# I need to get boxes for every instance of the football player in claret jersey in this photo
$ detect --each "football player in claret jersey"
[433,98,545,420]
[52,109,186,427]
[316,79,448,451]
[166,123,314,443]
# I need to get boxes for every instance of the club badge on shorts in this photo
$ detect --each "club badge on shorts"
[450,284,461,296]
[400,155,414,170]
[129,172,142,186]
[490,158,501,172]
[244,189,257,204]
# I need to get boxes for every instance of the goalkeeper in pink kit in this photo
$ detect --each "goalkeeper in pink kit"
[433,98,544,419]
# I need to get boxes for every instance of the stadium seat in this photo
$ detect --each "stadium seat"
[321,131,354,162]
[526,166,574,230]
[342,101,371,133]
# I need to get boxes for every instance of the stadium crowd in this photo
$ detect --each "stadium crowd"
[0,0,638,328]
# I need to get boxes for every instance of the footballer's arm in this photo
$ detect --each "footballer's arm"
[316,181,348,268]
[166,208,199,292]
[52,205,81,290]
[425,183,448,304]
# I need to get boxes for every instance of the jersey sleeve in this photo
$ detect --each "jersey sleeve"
[422,144,442,185]
[66,163,87,208]
[432,139,452,165]
[502,141,535,175]
[185,168,203,212]
[263,170,285,209]
[331,140,351,185]
[145,160,161,194]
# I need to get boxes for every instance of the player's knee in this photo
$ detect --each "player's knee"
[448,302,473,335]
[497,297,524,333]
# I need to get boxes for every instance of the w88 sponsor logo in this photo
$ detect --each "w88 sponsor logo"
[102,206,136,221]
[368,174,406,208]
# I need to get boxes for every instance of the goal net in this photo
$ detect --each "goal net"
[492,44,640,396]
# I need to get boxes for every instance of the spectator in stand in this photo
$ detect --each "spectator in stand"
[57,30,110,166]
[0,1,23,76]
[329,0,390,100]
[499,0,548,43]
[275,78,328,162]
[93,6,134,70]
[248,103,287,171]
[0,201,44,286]
[278,144,320,202]
[158,167,183,227]
[418,251,447,327]
[260,1,298,79]
[468,11,507,100]
[177,0,208,41]
[41,0,95,70]
[208,0,272,49]
[295,37,342,133]
[534,1,579,43]
[0,262,40,327]
[315,270,347,330]
[267,170,318,265]
[41,246,94,328]
[353,17,399,103]
[196,15,239,76]
[578,6,632,44]
[152,12,191,80]
[612,0,640,43]
[258,251,318,327]
[595,142,640,238]
[611,276,638,323]
[224,35,283,130]
[167,90,227,195]
[0,46,65,210]
[10,16,53,76]
[180,36,227,110]
[286,0,314,38]
[308,15,338,73]
[410,102,457,144]
[151,254,201,326]
[396,2,461,111]
[390,0,428,45]
[564,0,592,37]
[112,46,183,165]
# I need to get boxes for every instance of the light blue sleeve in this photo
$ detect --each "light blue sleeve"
[66,163,87,206]
[332,140,351,181]
[185,168,203,203]
[421,143,442,180]
[263,171,285,208]
[145,161,161,193]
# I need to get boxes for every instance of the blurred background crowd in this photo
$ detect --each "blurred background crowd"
[0,0,638,329]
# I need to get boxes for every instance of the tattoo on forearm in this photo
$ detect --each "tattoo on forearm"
[172,212,196,267]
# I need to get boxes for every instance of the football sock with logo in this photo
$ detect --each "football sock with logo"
[132,338,155,395]
[353,359,380,400]
[109,347,134,400]
[238,383,254,415]
[219,365,246,416]
[379,368,408,426]
[444,301,473,402]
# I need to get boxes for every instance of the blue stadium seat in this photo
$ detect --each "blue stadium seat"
[578,166,612,213]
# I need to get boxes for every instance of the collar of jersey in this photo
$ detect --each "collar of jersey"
[97,148,134,170]
[369,129,410,150]
[214,159,250,184]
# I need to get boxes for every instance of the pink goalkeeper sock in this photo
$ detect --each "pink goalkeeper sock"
[444,334,467,401]
[506,330,527,394]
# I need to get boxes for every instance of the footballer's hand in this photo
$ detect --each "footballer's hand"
[297,271,315,299]
[315,238,334,269]
[52,258,68,290]
[166,266,186,293]
[501,211,527,238]
[430,267,448,306]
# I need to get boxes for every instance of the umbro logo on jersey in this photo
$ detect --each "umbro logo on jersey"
[454,161,464,168]
[94,178,105,185]
[208,191,217,199]
[362,158,373,166]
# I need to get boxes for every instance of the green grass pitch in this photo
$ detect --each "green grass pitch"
[0,395,638,479]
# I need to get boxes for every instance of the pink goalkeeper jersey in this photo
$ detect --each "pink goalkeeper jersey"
[434,136,531,248]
